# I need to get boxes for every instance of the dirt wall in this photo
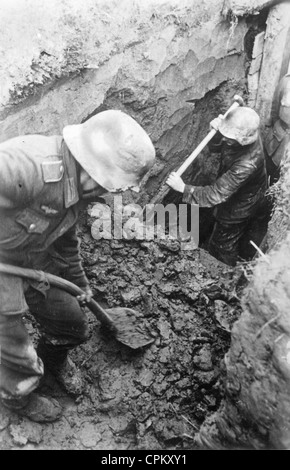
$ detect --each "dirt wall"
[1,0,290,451]
[222,0,277,16]
[197,145,290,450]
[0,0,251,200]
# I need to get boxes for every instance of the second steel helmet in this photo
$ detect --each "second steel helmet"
[219,107,260,146]
[63,110,155,192]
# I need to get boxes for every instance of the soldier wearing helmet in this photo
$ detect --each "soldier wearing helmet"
[264,73,290,184]
[167,106,268,266]
[0,110,155,422]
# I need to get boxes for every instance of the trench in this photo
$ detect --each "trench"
[0,0,289,451]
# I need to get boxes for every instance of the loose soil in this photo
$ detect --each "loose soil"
[0,214,244,450]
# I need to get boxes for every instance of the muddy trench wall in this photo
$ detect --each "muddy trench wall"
[1,0,288,204]
[1,0,290,451]
[0,0,272,202]
[198,148,290,450]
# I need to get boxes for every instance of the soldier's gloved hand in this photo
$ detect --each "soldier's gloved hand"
[77,286,94,306]
[166,172,185,193]
[210,114,224,131]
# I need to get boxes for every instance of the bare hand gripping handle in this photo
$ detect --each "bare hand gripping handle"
[0,262,117,332]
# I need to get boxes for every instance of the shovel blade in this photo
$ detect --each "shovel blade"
[104,307,155,350]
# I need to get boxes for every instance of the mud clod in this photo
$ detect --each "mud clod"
[0,232,242,450]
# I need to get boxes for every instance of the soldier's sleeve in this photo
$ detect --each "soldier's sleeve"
[53,224,89,289]
[182,160,256,208]
[0,151,37,209]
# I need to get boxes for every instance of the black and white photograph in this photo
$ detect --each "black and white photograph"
[0,0,289,454]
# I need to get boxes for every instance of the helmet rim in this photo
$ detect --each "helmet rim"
[219,107,260,146]
[63,110,155,192]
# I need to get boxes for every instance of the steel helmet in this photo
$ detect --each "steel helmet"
[219,107,260,145]
[63,110,155,192]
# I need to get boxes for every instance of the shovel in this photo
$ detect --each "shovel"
[0,262,155,350]
[141,94,244,221]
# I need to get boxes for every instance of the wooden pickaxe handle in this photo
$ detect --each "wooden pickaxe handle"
[145,94,244,209]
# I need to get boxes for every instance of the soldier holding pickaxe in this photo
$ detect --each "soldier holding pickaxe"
[166,102,268,266]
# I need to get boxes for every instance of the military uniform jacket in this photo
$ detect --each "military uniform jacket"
[182,134,267,224]
[0,134,89,288]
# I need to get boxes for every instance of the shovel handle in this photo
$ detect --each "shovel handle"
[146,95,244,207]
[0,262,117,331]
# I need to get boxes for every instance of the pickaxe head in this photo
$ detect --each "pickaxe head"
[233,94,245,107]
[187,95,245,107]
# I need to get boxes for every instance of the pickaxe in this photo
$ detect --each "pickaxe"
[141,94,245,221]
